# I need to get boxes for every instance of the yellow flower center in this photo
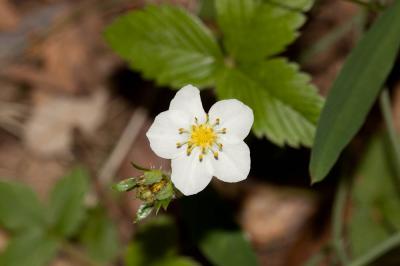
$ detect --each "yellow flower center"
[176,116,226,162]
[189,124,216,149]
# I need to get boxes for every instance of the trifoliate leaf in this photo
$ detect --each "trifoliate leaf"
[113,177,138,192]
[0,228,59,266]
[48,167,89,237]
[104,1,321,148]
[216,59,323,147]
[0,181,45,232]
[135,203,154,223]
[143,170,163,185]
[80,208,120,263]
[216,0,312,63]
[104,5,223,88]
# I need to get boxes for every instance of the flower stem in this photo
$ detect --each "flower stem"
[349,232,400,266]
[379,88,400,180]
[332,176,350,265]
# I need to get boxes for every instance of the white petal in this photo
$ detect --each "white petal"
[146,110,191,159]
[171,149,213,196]
[209,99,254,142]
[169,85,206,123]
[212,141,250,183]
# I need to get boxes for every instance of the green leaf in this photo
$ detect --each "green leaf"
[80,208,120,263]
[350,134,400,257]
[113,178,138,192]
[104,5,223,88]
[0,229,59,266]
[266,0,314,11]
[216,59,323,147]
[180,189,258,266]
[310,1,400,183]
[200,230,258,266]
[0,181,45,232]
[125,242,145,266]
[135,203,154,223]
[48,167,89,237]
[198,0,216,20]
[125,216,180,266]
[350,206,390,257]
[143,170,163,185]
[216,0,312,63]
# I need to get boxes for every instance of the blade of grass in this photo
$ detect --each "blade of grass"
[310,0,400,183]
[379,88,400,180]
[349,233,400,266]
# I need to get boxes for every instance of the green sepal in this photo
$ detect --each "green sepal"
[131,162,150,172]
[143,170,163,185]
[156,182,174,201]
[112,178,138,192]
[154,198,172,215]
[135,203,154,223]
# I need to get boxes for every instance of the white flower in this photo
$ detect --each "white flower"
[146,85,254,196]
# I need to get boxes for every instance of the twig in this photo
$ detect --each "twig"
[97,108,148,186]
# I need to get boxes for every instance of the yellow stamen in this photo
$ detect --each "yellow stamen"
[214,151,219,160]
[179,128,189,134]
[217,143,223,151]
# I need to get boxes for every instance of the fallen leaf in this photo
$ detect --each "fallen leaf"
[0,0,19,31]
[24,89,107,157]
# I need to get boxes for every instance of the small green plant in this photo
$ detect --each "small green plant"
[104,0,323,148]
[0,168,119,266]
